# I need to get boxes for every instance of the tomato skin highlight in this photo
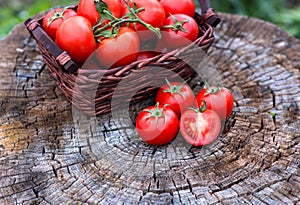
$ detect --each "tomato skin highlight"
[136,105,179,146]
[159,0,196,17]
[156,81,195,117]
[77,0,100,26]
[96,27,140,68]
[55,16,96,64]
[136,51,155,61]
[196,87,234,120]
[42,8,77,40]
[162,14,199,49]
[78,0,121,26]
[180,109,221,146]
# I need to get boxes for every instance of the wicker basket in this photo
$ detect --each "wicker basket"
[24,0,220,116]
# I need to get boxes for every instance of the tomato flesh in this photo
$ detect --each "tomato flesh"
[180,109,221,146]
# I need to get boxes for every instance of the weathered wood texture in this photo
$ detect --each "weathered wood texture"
[0,13,299,204]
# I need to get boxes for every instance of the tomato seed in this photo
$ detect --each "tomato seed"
[183,118,197,139]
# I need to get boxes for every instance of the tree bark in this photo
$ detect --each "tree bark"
[0,13,299,204]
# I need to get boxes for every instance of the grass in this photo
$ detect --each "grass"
[0,0,299,40]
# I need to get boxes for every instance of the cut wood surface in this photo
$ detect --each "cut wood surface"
[0,12,299,204]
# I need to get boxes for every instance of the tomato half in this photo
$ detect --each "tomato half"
[55,16,96,64]
[162,14,199,49]
[155,80,195,117]
[196,86,234,120]
[42,8,77,40]
[136,104,179,146]
[159,0,196,17]
[180,107,221,146]
[96,27,140,68]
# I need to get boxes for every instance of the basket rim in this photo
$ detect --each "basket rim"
[24,2,221,116]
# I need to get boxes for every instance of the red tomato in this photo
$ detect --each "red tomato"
[159,0,196,17]
[96,27,140,68]
[136,51,155,61]
[42,8,77,40]
[119,0,129,16]
[180,104,221,146]
[56,16,96,64]
[196,86,234,120]
[122,0,166,42]
[155,80,195,117]
[77,0,100,25]
[136,104,179,146]
[162,14,199,49]
[78,0,121,26]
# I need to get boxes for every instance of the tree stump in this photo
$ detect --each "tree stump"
[0,12,299,204]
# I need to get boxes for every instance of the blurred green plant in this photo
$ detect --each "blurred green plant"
[275,6,300,38]
[0,0,77,40]
[0,0,299,40]
[209,0,300,39]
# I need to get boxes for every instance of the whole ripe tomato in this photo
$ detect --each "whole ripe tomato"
[77,0,100,26]
[180,102,221,146]
[155,80,195,117]
[162,14,199,49]
[56,16,96,64]
[77,0,121,26]
[122,0,166,42]
[159,0,196,17]
[196,85,234,120]
[136,104,179,146]
[96,27,140,68]
[42,7,77,40]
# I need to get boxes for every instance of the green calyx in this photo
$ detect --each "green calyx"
[163,14,189,33]
[93,0,161,40]
[204,81,222,96]
[190,100,207,113]
[47,6,70,27]
[144,103,167,124]
[163,78,185,98]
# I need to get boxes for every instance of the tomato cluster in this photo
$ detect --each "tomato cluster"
[42,0,199,67]
[136,80,234,146]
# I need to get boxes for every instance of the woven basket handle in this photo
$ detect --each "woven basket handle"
[198,0,221,27]
[24,18,78,73]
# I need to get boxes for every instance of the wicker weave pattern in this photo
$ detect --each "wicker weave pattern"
[25,3,220,116]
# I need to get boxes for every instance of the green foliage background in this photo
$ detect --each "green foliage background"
[0,0,299,40]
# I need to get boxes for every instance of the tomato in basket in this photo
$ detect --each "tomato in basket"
[136,103,179,146]
[42,7,77,40]
[55,16,96,64]
[180,101,221,146]
[162,14,199,49]
[78,0,122,26]
[159,0,196,17]
[122,0,166,42]
[95,27,140,68]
